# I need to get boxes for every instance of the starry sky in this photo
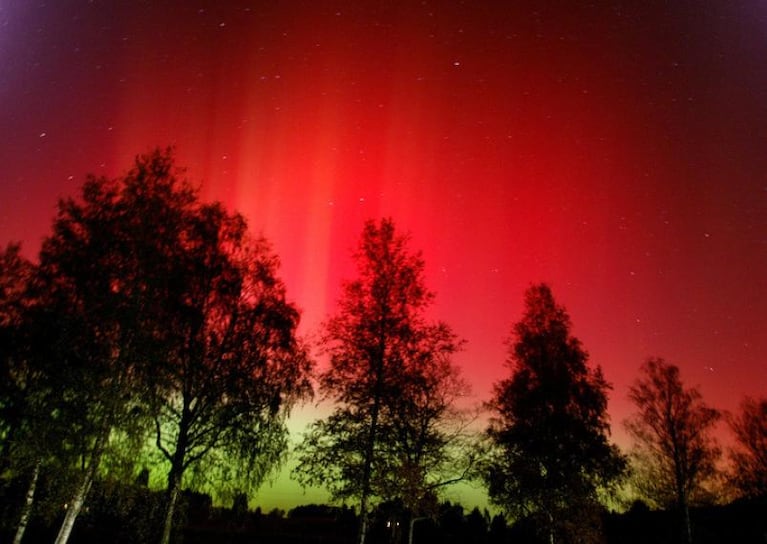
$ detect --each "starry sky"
[1,1,766,510]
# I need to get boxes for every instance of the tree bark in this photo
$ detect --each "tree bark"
[53,426,108,544]
[159,406,191,544]
[681,501,692,544]
[357,323,387,544]
[357,400,378,544]
[53,462,96,544]
[357,510,369,544]
[548,510,555,544]
[13,460,41,544]
[160,472,182,544]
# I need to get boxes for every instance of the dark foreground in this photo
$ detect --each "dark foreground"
[2,479,765,544]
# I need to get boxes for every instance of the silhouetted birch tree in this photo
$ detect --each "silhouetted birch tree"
[294,218,467,544]
[626,357,721,544]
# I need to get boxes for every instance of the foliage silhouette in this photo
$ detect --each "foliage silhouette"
[0,244,36,481]
[33,163,174,543]
[139,165,313,544]
[485,283,625,544]
[3,148,312,544]
[0,243,64,544]
[727,396,767,499]
[4,150,762,544]
[293,218,468,544]
[625,357,721,544]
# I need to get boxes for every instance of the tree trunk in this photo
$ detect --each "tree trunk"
[53,426,108,544]
[548,510,555,544]
[358,378,383,544]
[160,472,182,544]
[357,347,385,544]
[53,464,96,544]
[160,408,190,544]
[357,510,368,544]
[681,501,692,544]
[13,460,41,544]
[674,461,691,544]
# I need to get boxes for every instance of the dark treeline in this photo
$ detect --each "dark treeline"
[2,478,766,544]
[1,149,766,544]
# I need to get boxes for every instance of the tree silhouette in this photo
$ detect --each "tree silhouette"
[2,242,120,544]
[293,218,466,544]
[36,167,165,544]
[0,243,56,544]
[29,148,312,544]
[145,196,313,544]
[626,357,721,544]
[728,396,767,499]
[485,283,624,544]
[0,243,36,474]
[377,332,478,515]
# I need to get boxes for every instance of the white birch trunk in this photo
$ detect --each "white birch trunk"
[13,460,41,544]
[357,512,368,544]
[53,469,94,544]
[548,510,555,544]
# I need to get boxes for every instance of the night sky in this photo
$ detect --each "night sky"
[1,1,766,509]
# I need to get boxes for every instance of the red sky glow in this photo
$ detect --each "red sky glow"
[1,1,766,510]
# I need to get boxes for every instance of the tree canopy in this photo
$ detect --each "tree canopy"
[485,283,625,543]
[0,243,37,471]
[626,357,721,544]
[293,218,469,544]
[6,148,313,544]
[729,397,767,499]
[3,149,761,544]
[37,156,170,544]
[141,187,313,544]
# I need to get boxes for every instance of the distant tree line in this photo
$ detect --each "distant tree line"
[1,149,765,544]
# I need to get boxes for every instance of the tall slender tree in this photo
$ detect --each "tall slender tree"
[485,284,624,544]
[728,397,767,498]
[294,218,466,544]
[626,357,721,544]
[148,201,312,544]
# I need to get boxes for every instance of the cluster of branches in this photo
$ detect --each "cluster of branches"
[483,284,626,544]
[624,359,767,544]
[0,149,312,544]
[292,219,478,544]
[481,287,766,544]
[291,219,767,544]
[2,150,765,544]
